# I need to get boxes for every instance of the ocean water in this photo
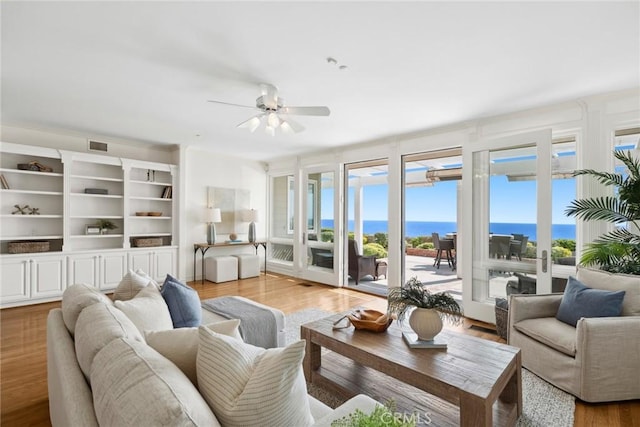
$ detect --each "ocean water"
[321,220,575,241]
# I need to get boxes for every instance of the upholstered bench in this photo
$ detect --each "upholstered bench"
[205,256,238,283]
[233,254,260,279]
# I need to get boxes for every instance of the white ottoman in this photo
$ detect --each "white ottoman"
[205,256,238,283]
[233,254,260,279]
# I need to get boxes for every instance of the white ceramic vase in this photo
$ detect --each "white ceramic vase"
[408,308,443,341]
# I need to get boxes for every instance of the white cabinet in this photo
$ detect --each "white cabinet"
[67,251,127,291]
[128,248,176,283]
[0,257,31,304]
[31,255,66,299]
[1,254,66,306]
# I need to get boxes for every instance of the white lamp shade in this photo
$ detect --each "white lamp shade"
[244,209,259,222]
[207,208,222,223]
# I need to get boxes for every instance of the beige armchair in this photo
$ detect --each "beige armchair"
[508,266,640,402]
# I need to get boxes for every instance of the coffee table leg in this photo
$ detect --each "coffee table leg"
[500,355,523,418]
[301,327,321,382]
[460,394,491,427]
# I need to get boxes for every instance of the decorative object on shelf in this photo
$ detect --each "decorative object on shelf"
[244,209,259,243]
[12,204,29,215]
[135,212,148,216]
[387,277,462,342]
[0,174,9,189]
[84,188,108,195]
[27,207,40,215]
[148,211,162,216]
[146,169,156,182]
[96,219,118,235]
[17,161,53,172]
[206,207,222,245]
[132,237,163,247]
[161,186,172,198]
[8,240,50,254]
[229,232,238,241]
[86,225,101,235]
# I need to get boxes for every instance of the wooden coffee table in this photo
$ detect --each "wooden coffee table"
[301,313,521,427]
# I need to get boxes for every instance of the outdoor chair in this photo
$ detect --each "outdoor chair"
[509,235,528,261]
[432,232,454,269]
[348,239,377,285]
[490,235,512,259]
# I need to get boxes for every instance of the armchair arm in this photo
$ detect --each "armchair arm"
[359,256,377,268]
[508,293,563,325]
[576,316,640,401]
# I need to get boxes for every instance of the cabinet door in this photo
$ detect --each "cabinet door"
[0,258,31,304]
[67,254,100,288]
[100,252,127,291]
[31,256,66,299]
[128,251,153,277]
[152,249,176,282]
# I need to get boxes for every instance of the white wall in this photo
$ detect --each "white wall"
[181,146,267,281]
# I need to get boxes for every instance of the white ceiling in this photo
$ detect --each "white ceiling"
[2,1,639,161]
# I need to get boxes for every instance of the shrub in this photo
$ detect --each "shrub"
[523,242,537,259]
[551,246,573,261]
[553,238,576,252]
[364,243,388,258]
[373,232,388,249]
[417,242,434,250]
[320,230,334,242]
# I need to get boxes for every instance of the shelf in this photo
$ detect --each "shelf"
[129,216,171,219]
[70,193,123,199]
[130,180,172,186]
[2,235,63,240]
[70,174,123,182]
[1,189,63,196]
[131,233,172,237]
[70,234,124,238]
[69,215,123,219]
[1,215,63,218]
[130,196,172,201]
[0,168,63,177]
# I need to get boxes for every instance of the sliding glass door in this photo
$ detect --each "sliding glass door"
[462,130,553,322]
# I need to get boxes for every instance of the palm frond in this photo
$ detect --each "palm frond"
[565,197,633,223]
[573,169,625,187]
[614,150,640,181]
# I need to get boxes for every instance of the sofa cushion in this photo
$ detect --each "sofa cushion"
[91,337,220,427]
[576,266,640,316]
[197,326,314,427]
[75,303,143,380]
[61,283,113,336]
[513,317,577,356]
[556,276,625,327]
[145,319,242,385]
[113,269,153,301]
[161,274,202,328]
[114,285,173,334]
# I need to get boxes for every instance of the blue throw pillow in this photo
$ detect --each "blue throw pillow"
[160,274,202,328]
[556,276,625,327]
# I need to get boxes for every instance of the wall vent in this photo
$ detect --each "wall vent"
[88,140,108,152]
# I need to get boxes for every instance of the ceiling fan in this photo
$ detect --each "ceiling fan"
[207,83,330,135]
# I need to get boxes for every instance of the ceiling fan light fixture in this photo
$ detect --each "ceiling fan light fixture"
[265,125,276,137]
[280,120,293,134]
[267,112,280,128]
[237,115,262,133]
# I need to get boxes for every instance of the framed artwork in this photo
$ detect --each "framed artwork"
[86,225,101,235]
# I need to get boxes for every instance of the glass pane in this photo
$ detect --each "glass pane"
[270,175,294,264]
[307,171,334,271]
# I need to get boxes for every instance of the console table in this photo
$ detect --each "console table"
[193,241,267,283]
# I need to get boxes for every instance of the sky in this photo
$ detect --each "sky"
[324,176,576,224]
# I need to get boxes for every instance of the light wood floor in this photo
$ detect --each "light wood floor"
[1,272,638,426]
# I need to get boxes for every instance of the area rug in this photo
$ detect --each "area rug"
[285,309,575,427]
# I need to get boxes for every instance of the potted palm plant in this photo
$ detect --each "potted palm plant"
[565,150,640,274]
[96,219,118,235]
[387,277,462,341]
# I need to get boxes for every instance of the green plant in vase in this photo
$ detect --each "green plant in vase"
[387,277,462,341]
[331,400,416,427]
[96,219,118,235]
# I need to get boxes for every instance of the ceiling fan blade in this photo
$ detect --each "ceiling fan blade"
[207,100,257,110]
[237,114,264,133]
[280,117,305,134]
[280,106,330,116]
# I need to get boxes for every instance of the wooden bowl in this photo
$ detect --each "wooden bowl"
[347,309,393,333]
[135,212,148,216]
[148,212,162,216]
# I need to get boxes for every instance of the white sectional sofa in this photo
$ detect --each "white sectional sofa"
[47,283,378,426]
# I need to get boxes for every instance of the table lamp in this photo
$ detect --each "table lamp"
[246,209,259,243]
[206,208,222,245]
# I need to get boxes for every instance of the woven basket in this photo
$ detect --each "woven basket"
[8,241,50,254]
[495,298,509,340]
[132,237,163,248]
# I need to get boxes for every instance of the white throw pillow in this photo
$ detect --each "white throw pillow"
[114,285,173,334]
[61,283,113,336]
[145,319,242,385]
[197,326,314,427]
[113,269,152,301]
